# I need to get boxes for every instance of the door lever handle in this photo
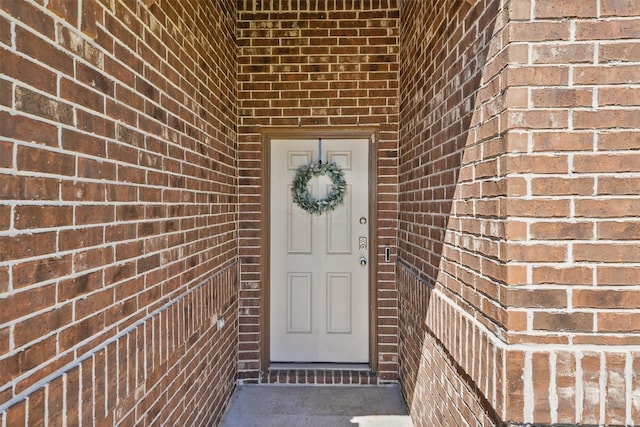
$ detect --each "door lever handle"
[360,257,367,266]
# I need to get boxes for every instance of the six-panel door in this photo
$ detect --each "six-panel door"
[270,138,370,363]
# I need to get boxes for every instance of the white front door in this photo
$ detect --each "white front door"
[270,138,369,363]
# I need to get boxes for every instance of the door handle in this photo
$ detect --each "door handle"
[360,257,367,266]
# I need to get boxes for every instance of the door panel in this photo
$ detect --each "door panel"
[326,273,351,334]
[287,273,312,333]
[270,138,369,363]
[327,190,351,254]
[287,188,312,254]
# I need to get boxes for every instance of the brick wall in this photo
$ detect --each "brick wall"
[399,0,640,425]
[236,0,400,381]
[0,0,238,425]
[3,0,639,424]
[398,0,505,425]
[499,0,640,424]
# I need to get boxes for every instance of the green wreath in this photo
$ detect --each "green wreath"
[291,161,347,215]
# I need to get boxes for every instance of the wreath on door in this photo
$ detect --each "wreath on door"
[291,161,346,215]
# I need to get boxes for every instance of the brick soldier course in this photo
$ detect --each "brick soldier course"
[1,0,639,426]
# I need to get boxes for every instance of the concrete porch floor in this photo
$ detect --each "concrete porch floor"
[219,385,414,427]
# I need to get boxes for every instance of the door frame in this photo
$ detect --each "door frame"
[261,126,379,371]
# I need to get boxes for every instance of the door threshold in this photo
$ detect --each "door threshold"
[269,363,370,371]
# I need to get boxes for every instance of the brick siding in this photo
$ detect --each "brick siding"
[2,0,639,425]
[236,0,400,382]
[398,0,505,425]
[501,0,640,424]
[399,0,640,425]
[0,0,238,425]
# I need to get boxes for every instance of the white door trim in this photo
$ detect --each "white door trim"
[260,127,379,370]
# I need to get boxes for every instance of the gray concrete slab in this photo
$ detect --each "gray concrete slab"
[219,385,413,427]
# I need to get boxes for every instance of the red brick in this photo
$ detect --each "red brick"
[532,43,594,64]
[75,205,115,225]
[15,86,73,124]
[14,205,73,229]
[59,271,104,302]
[13,255,73,288]
[0,46,56,94]
[604,353,627,425]
[597,220,640,239]
[574,289,640,309]
[75,288,113,319]
[0,1,55,39]
[48,376,65,427]
[506,199,571,218]
[505,155,568,174]
[506,288,567,308]
[0,266,8,294]
[598,266,640,285]
[47,0,78,25]
[0,232,56,262]
[598,313,640,332]
[76,62,114,96]
[0,205,9,232]
[61,180,106,202]
[18,334,58,377]
[533,88,592,109]
[15,25,74,76]
[598,177,640,195]
[531,177,594,196]
[504,350,525,420]
[599,87,640,107]
[0,15,10,45]
[80,357,94,423]
[0,283,56,324]
[59,226,104,252]
[1,176,59,201]
[533,312,593,332]
[59,314,105,351]
[0,140,12,168]
[10,0,640,425]
[0,76,9,106]
[598,131,640,150]
[555,352,576,424]
[4,400,26,427]
[600,42,640,63]
[76,109,116,138]
[508,22,571,42]
[576,18,640,40]
[532,352,551,423]
[0,110,58,147]
[14,305,73,347]
[534,0,597,18]
[81,0,98,39]
[60,77,105,113]
[575,243,640,262]
[17,146,75,176]
[601,0,640,15]
[530,221,594,240]
[77,157,117,180]
[574,109,639,129]
[73,247,114,273]
[575,199,640,218]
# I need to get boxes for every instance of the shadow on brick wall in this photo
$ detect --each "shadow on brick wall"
[397,0,503,425]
